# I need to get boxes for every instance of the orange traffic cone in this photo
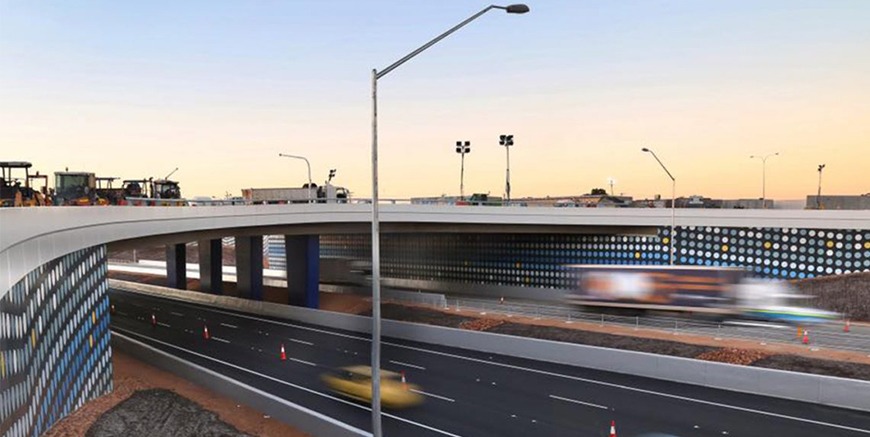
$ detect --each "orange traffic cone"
[802,330,809,345]
[151,314,157,327]
[280,344,287,361]
[203,325,210,340]
[401,371,408,390]
[609,420,617,437]
[796,325,802,339]
[844,320,851,333]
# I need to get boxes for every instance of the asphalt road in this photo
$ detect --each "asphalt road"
[108,288,870,437]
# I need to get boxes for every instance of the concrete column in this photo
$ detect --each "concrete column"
[165,243,187,290]
[198,239,223,294]
[285,235,320,308]
[235,236,263,300]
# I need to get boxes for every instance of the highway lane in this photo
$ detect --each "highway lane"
[108,288,870,437]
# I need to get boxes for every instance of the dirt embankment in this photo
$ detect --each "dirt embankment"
[44,351,308,437]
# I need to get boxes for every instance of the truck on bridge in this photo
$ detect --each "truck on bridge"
[242,184,349,204]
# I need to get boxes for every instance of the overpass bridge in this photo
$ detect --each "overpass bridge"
[1,205,869,436]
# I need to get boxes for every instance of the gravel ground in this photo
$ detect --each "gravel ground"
[751,355,870,381]
[86,389,249,437]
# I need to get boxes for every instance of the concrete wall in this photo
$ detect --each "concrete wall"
[1,247,113,437]
[113,280,870,413]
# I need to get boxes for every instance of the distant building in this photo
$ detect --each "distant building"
[806,194,870,210]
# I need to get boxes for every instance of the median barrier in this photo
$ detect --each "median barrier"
[110,279,870,413]
[112,331,370,437]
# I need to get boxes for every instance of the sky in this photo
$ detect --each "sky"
[1,0,868,200]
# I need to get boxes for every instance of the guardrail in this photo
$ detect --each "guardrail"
[110,279,870,413]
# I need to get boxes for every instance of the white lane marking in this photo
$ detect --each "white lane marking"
[410,389,455,403]
[211,336,231,344]
[549,394,608,410]
[389,360,426,370]
[220,323,238,329]
[112,327,463,437]
[156,322,172,328]
[117,292,870,435]
[289,338,314,346]
[170,312,185,317]
[111,330,370,437]
[290,358,317,367]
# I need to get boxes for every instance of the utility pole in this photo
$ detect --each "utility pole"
[817,164,826,209]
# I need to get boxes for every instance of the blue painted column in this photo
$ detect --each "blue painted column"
[235,236,263,300]
[198,239,223,294]
[285,235,320,308]
[165,243,187,290]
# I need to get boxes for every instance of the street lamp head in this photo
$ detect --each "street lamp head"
[641,147,650,153]
[505,4,530,14]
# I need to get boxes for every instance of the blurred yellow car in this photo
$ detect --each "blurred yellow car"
[321,365,424,409]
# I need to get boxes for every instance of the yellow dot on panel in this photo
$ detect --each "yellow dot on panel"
[826,241,834,248]
[92,311,97,324]
[865,242,870,250]
[89,335,94,348]
[662,237,670,244]
[1,353,5,378]
[635,252,641,259]
[722,245,729,252]
[31,329,36,347]
[764,242,771,249]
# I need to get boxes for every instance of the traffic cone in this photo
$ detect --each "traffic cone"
[151,314,157,327]
[280,344,287,361]
[844,319,851,333]
[401,371,408,390]
[802,330,809,345]
[609,420,617,437]
[203,325,210,340]
[796,325,802,339]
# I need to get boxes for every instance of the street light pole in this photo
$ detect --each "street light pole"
[278,153,313,203]
[370,5,529,436]
[499,134,514,203]
[456,141,471,200]
[642,147,676,266]
[749,152,778,208]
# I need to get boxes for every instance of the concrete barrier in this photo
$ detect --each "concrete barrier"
[112,332,370,437]
[110,279,870,413]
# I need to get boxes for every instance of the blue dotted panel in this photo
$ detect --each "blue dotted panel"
[0,246,113,437]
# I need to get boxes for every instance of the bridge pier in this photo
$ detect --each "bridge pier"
[285,235,319,308]
[165,243,187,289]
[235,236,263,300]
[198,239,223,294]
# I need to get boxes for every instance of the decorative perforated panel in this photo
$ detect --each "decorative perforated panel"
[0,246,113,437]
[314,226,869,288]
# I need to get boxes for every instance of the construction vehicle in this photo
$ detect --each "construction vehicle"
[1,161,48,207]
[54,171,105,206]
[95,177,126,205]
[242,183,349,204]
[565,265,838,324]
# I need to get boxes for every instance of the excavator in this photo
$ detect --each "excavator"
[0,161,49,207]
